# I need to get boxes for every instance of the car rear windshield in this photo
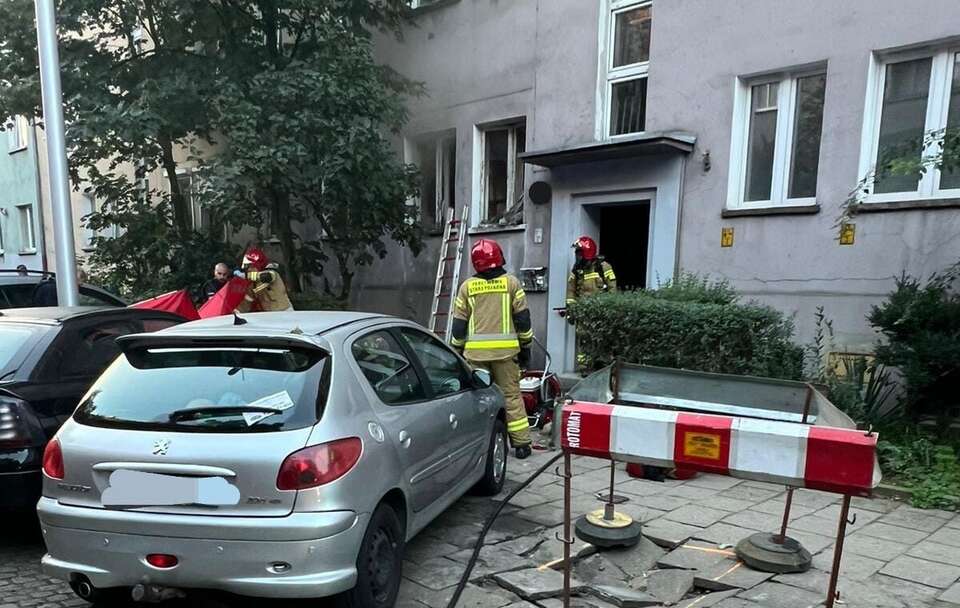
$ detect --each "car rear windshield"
[0,324,47,377]
[73,346,328,432]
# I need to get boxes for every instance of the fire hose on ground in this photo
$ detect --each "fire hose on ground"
[444,452,563,608]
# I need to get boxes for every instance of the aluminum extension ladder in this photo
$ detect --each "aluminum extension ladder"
[428,206,469,342]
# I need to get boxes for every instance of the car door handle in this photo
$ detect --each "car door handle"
[398,431,411,449]
[449,413,459,429]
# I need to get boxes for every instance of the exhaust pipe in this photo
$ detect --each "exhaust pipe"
[131,583,185,603]
[74,579,93,599]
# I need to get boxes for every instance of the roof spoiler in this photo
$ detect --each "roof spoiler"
[116,333,329,355]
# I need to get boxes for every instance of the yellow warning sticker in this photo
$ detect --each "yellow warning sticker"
[684,432,721,460]
[720,227,734,248]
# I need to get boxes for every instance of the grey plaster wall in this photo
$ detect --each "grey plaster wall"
[355,0,960,359]
[647,0,960,350]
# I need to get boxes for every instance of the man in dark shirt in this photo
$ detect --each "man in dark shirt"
[196,262,231,306]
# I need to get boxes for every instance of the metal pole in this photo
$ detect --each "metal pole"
[562,452,572,608]
[825,495,852,608]
[34,0,78,306]
[777,388,814,543]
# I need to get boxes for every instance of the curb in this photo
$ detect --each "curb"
[874,483,913,502]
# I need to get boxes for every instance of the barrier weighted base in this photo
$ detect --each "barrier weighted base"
[574,509,642,548]
[735,532,812,574]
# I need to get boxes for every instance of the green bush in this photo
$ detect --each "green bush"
[878,431,960,510]
[652,272,740,305]
[568,289,804,380]
[868,267,960,421]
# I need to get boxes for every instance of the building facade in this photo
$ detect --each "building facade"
[0,117,46,271]
[356,0,960,372]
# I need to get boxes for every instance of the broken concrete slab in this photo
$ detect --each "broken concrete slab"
[645,568,695,604]
[656,539,733,572]
[599,536,667,578]
[493,567,586,601]
[693,559,774,591]
[584,584,661,608]
[403,557,470,591]
[539,597,621,608]
[573,554,632,588]
[445,545,538,581]
[642,519,704,548]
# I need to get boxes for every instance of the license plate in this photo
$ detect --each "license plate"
[101,469,240,507]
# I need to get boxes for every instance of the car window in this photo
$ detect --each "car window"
[399,329,469,397]
[352,330,427,405]
[1,284,39,308]
[0,325,46,374]
[74,347,326,433]
[79,287,123,307]
[52,320,137,379]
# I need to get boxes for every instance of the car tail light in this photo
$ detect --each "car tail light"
[277,438,362,491]
[0,397,42,450]
[146,554,178,569]
[42,439,64,480]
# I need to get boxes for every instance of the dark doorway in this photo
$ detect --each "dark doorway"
[598,203,650,291]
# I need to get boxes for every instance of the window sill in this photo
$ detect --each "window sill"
[407,0,460,15]
[721,204,820,218]
[850,198,960,213]
[468,223,526,235]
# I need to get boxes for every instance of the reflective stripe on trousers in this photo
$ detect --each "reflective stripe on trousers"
[472,358,530,447]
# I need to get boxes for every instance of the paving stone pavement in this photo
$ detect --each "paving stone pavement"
[3,449,960,607]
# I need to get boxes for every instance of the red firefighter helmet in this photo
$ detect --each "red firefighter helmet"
[242,247,268,271]
[471,239,505,272]
[573,236,598,260]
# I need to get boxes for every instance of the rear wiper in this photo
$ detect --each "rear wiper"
[167,405,285,422]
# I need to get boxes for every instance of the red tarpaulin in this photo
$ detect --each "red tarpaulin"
[130,289,200,321]
[198,277,252,318]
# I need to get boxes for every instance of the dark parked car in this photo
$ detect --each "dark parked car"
[0,307,185,510]
[0,270,126,309]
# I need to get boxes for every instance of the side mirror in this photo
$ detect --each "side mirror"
[472,368,493,389]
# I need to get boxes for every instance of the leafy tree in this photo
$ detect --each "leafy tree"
[0,0,420,301]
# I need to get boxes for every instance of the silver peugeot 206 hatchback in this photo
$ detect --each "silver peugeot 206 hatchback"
[37,311,508,608]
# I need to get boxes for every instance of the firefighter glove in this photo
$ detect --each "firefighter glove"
[518,347,531,370]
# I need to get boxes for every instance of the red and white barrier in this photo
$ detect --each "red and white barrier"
[561,401,880,497]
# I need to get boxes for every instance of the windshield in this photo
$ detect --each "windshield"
[74,346,327,432]
[0,324,47,377]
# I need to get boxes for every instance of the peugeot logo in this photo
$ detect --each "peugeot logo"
[152,439,171,456]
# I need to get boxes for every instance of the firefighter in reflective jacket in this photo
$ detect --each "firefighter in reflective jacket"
[565,236,617,307]
[451,239,534,459]
[564,236,616,373]
[236,247,294,312]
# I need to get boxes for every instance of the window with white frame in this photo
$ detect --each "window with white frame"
[410,134,456,230]
[598,1,652,138]
[16,204,36,253]
[860,47,960,200]
[6,116,28,153]
[476,121,526,225]
[727,69,827,207]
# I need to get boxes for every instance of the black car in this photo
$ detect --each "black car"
[0,307,185,510]
[0,270,126,309]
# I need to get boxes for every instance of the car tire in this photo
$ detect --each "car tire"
[336,503,405,608]
[473,418,508,496]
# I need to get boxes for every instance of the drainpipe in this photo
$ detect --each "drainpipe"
[29,118,48,272]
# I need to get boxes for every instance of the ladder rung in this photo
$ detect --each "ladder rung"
[441,257,456,262]
[438,294,451,299]
[434,312,449,316]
